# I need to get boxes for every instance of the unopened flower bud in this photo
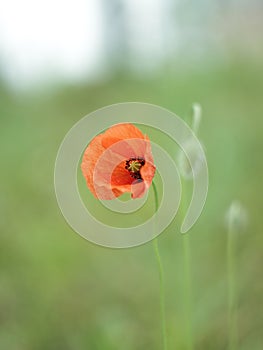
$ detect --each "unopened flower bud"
[178,139,205,180]
[192,103,202,134]
[178,102,204,180]
[225,200,248,233]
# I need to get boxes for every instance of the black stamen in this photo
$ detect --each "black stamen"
[125,157,145,181]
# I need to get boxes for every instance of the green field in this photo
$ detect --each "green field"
[0,59,262,349]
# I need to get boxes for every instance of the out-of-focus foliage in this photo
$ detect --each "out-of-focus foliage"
[1,60,262,349]
[0,0,263,348]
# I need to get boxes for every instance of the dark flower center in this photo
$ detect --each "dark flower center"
[125,157,145,180]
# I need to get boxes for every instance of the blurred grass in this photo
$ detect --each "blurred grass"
[0,59,263,349]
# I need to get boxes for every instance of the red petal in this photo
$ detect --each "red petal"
[102,123,144,149]
[81,123,156,200]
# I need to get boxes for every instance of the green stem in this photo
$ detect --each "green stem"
[183,233,193,350]
[152,181,168,350]
[227,225,238,350]
[181,179,193,350]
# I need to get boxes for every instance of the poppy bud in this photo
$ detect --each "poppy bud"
[178,103,204,180]
[192,103,202,134]
[225,200,248,233]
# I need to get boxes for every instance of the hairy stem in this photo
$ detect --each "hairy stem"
[227,225,238,350]
[183,233,193,350]
[181,179,193,350]
[152,181,168,350]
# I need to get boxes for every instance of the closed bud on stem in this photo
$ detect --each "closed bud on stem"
[192,103,202,135]
[225,200,248,233]
[178,103,204,180]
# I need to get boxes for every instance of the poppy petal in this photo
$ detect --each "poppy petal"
[81,123,156,200]
[101,123,144,149]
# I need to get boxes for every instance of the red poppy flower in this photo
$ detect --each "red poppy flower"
[81,123,156,199]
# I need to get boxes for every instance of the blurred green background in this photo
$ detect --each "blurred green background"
[0,1,263,349]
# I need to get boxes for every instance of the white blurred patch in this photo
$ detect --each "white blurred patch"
[225,200,248,233]
[126,0,177,72]
[0,0,104,88]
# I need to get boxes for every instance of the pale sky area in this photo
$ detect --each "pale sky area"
[0,0,255,89]
[0,0,180,89]
[0,0,105,88]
